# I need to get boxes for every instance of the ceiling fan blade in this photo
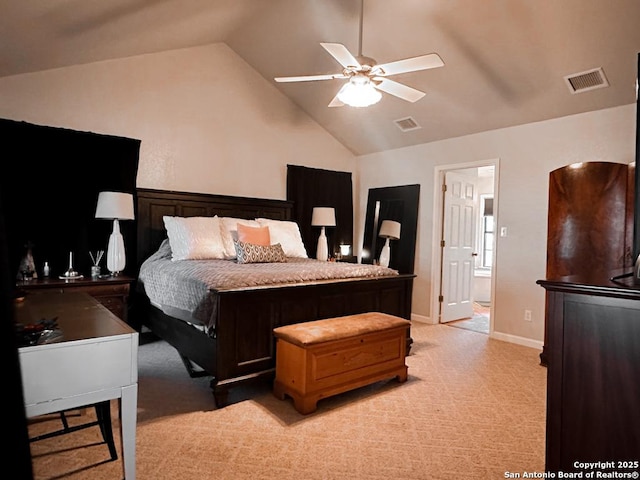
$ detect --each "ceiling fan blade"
[375,53,444,76]
[275,73,346,82]
[320,42,361,69]
[374,78,426,103]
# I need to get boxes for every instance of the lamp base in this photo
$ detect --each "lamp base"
[316,227,329,261]
[106,219,126,275]
[379,238,391,268]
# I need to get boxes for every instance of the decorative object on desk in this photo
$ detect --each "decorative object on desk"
[378,220,401,268]
[15,317,61,347]
[17,241,38,281]
[311,207,336,261]
[60,251,83,279]
[89,250,104,279]
[42,261,50,278]
[95,191,135,276]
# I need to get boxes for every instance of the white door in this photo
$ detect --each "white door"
[440,171,477,322]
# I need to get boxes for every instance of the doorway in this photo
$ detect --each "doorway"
[430,159,499,335]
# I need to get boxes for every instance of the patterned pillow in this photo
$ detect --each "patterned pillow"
[234,240,287,264]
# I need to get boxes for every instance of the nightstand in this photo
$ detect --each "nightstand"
[16,276,134,322]
[335,255,358,263]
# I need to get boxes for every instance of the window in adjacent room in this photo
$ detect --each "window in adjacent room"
[478,195,494,270]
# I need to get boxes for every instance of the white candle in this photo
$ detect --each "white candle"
[69,251,73,268]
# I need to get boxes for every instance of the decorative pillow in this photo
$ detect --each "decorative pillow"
[237,224,270,246]
[163,216,225,261]
[219,217,261,259]
[234,240,287,264]
[255,218,308,258]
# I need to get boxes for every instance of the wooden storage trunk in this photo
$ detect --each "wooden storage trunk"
[273,312,410,414]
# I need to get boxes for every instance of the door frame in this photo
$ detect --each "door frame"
[430,158,500,333]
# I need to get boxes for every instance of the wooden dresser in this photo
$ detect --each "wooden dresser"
[537,271,640,473]
[16,276,134,322]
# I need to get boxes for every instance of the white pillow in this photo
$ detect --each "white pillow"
[163,216,225,261]
[255,218,308,258]
[219,217,261,259]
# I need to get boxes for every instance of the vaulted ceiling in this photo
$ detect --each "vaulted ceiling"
[2,0,639,155]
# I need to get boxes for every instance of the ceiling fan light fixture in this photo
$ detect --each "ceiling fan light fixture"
[337,76,381,107]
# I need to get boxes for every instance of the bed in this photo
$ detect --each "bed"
[135,188,415,407]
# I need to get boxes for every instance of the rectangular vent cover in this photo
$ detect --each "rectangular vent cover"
[564,67,609,94]
[394,116,421,132]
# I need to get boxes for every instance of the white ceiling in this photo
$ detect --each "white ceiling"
[1,0,639,155]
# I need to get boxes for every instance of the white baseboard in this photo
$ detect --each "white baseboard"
[409,312,544,352]
[490,331,543,351]
[411,313,435,324]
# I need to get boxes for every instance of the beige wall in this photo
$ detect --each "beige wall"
[0,42,635,347]
[0,43,355,199]
[356,104,636,347]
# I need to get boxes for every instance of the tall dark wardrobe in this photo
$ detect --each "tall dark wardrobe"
[537,54,640,473]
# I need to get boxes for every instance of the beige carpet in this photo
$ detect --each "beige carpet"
[28,322,547,480]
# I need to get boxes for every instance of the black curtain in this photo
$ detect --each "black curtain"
[286,165,353,259]
[0,119,140,279]
[0,180,33,477]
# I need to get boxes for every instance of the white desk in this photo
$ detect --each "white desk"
[16,291,138,480]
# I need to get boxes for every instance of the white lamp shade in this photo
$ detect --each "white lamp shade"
[311,207,336,227]
[379,220,401,240]
[95,191,135,220]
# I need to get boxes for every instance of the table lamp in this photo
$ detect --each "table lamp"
[95,191,135,275]
[311,207,336,261]
[378,220,401,268]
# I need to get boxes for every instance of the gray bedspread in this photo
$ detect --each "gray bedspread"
[138,240,399,329]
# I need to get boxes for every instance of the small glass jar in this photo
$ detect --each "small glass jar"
[91,265,101,279]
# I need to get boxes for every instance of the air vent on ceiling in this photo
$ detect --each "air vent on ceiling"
[394,116,421,132]
[564,67,609,94]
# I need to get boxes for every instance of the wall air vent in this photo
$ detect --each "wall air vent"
[394,116,421,132]
[564,67,609,94]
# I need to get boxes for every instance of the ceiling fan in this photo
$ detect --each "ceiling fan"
[274,0,444,108]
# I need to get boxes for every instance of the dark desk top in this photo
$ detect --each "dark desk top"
[14,291,135,346]
[16,275,134,290]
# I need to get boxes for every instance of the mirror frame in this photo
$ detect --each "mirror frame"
[362,184,420,274]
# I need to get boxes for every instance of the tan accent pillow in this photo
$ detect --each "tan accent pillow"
[234,240,287,264]
[219,217,261,259]
[237,224,270,246]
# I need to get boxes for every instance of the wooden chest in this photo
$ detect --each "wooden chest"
[273,312,410,414]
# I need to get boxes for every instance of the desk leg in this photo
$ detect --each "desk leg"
[120,384,138,480]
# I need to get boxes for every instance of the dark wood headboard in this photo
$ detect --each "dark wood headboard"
[136,188,293,271]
